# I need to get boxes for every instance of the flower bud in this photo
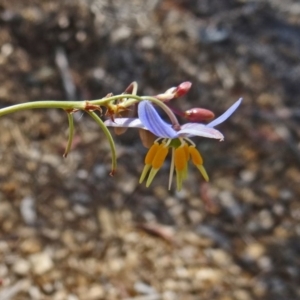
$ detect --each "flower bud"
[155,87,177,101]
[174,81,192,98]
[184,108,215,122]
[155,82,192,102]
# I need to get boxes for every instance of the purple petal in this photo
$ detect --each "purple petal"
[138,101,178,138]
[179,123,224,140]
[104,118,145,129]
[206,98,242,128]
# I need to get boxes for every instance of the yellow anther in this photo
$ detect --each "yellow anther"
[183,144,190,161]
[152,145,169,169]
[139,164,151,184]
[189,146,203,165]
[176,168,183,191]
[145,142,160,165]
[140,139,209,190]
[175,147,187,171]
[146,168,159,187]
[197,165,209,182]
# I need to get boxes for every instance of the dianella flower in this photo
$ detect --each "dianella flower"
[105,98,242,191]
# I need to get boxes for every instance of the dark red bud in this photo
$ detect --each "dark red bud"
[184,108,215,122]
[174,82,192,98]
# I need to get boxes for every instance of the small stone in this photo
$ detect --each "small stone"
[247,210,275,232]
[243,243,265,261]
[233,289,252,300]
[273,204,284,216]
[73,204,89,216]
[240,169,256,183]
[118,175,136,194]
[279,189,293,201]
[175,267,189,279]
[12,258,31,276]
[20,196,37,225]
[205,249,232,266]
[42,283,55,294]
[187,209,203,224]
[258,210,274,230]
[86,285,104,300]
[53,290,68,300]
[93,164,107,179]
[29,286,42,300]
[138,36,156,49]
[1,43,13,57]
[77,169,88,179]
[162,291,177,300]
[197,225,231,249]
[257,256,272,271]
[110,26,132,43]
[195,268,222,283]
[67,295,79,300]
[219,191,243,219]
[98,208,115,236]
[134,281,157,295]
[70,192,91,203]
[54,197,69,209]
[20,239,42,254]
[0,264,8,277]
[29,252,54,275]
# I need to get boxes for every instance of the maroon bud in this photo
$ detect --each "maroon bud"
[174,82,192,98]
[184,108,215,122]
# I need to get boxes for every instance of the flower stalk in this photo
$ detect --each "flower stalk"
[0,81,242,190]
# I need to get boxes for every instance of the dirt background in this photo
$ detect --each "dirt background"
[0,0,300,299]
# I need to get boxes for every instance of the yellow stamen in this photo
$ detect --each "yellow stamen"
[174,147,187,171]
[189,145,209,181]
[176,168,183,191]
[183,143,190,161]
[146,168,160,187]
[139,164,151,183]
[174,146,189,191]
[151,145,169,169]
[182,163,188,180]
[168,148,175,190]
[183,144,189,180]
[145,142,160,164]
[143,143,169,187]
[189,146,203,165]
[196,165,209,182]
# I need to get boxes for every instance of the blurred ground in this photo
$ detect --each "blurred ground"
[0,0,300,299]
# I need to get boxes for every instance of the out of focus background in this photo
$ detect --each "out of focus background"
[0,0,300,299]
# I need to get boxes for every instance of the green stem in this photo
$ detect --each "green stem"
[87,111,117,175]
[0,92,179,174]
[0,101,86,117]
[0,95,179,127]
[91,94,180,127]
[63,112,75,158]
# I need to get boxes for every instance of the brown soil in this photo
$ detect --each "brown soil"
[0,0,300,299]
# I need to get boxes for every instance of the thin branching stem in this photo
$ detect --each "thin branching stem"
[0,95,178,127]
[0,93,179,173]
[63,112,75,158]
[0,101,85,117]
[87,111,117,175]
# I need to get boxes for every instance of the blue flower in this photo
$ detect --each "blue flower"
[105,98,242,190]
